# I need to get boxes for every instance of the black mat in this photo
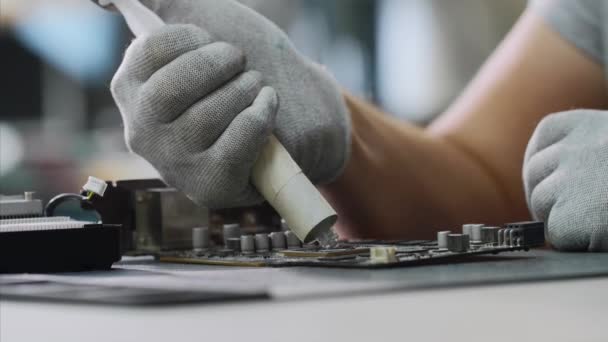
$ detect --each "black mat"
[2,249,607,305]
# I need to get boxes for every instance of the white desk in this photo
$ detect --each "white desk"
[2,277,607,342]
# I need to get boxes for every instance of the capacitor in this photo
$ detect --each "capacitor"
[462,224,472,237]
[24,191,35,201]
[269,232,287,251]
[223,223,241,247]
[503,229,511,246]
[255,233,270,253]
[508,229,518,246]
[437,231,451,249]
[447,234,470,253]
[481,226,501,244]
[241,235,255,254]
[497,229,505,246]
[226,237,241,252]
[470,224,484,242]
[284,231,302,249]
[192,227,209,251]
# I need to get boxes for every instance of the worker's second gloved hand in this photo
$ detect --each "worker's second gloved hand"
[523,110,608,251]
[112,1,350,208]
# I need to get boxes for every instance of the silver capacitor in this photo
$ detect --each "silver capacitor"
[241,235,255,254]
[223,224,241,247]
[503,229,511,246]
[269,232,287,251]
[470,224,484,242]
[226,237,241,252]
[437,231,451,249]
[481,226,501,244]
[284,230,302,249]
[447,234,470,253]
[255,233,270,253]
[462,224,472,237]
[192,227,209,251]
[497,229,505,246]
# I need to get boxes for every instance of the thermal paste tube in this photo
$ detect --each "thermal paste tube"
[252,136,338,244]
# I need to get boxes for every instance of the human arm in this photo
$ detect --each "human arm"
[112,0,607,242]
[322,6,607,240]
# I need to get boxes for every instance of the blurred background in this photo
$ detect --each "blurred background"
[0,0,526,202]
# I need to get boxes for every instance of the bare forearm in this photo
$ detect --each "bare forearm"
[321,10,607,240]
[321,94,526,240]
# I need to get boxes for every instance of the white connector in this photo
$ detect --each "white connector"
[83,176,108,197]
[369,247,398,264]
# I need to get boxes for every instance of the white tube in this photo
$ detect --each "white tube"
[252,136,337,243]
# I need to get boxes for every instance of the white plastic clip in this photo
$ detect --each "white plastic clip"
[83,176,108,197]
[369,247,398,264]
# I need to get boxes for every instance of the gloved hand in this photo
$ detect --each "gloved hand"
[523,109,608,251]
[111,1,350,208]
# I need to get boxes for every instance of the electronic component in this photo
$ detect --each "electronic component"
[82,176,108,197]
[255,233,270,253]
[21,178,545,271]
[0,219,121,273]
[84,178,281,254]
[269,232,286,251]
[437,230,451,249]
[226,238,241,252]
[160,221,546,269]
[470,224,484,242]
[240,235,255,254]
[462,224,473,237]
[1,216,94,232]
[481,226,501,244]
[501,221,544,247]
[223,224,241,246]
[447,234,470,252]
[370,247,398,264]
[192,227,210,251]
[0,179,122,273]
[43,176,109,218]
[132,188,208,252]
[0,192,43,219]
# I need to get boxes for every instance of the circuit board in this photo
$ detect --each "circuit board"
[160,222,545,269]
[1,181,546,272]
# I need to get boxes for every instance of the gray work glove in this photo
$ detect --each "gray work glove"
[523,110,608,252]
[111,2,350,208]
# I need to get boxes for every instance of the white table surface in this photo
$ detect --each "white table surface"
[2,276,607,342]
